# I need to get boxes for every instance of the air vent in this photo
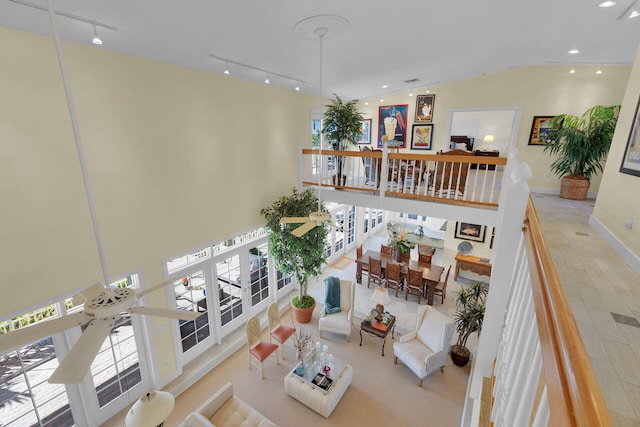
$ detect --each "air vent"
[404,78,419,84]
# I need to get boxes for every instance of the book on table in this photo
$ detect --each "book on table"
[312,373,334,391]
[372,322,388,332]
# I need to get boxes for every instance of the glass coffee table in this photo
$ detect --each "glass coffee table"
[359,310,396,356]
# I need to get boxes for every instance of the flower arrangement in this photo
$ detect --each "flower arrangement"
[388,228,414,254]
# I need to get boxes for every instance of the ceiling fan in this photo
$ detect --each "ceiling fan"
[280,209,334,237]
[0,281,199,384]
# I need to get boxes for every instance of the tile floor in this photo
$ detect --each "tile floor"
[532,193,640,427]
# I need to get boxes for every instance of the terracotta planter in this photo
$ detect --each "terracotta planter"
[560,176,590,201]
[291,300,316,324]
[451,344,471,367]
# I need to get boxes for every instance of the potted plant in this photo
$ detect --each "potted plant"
[544,105,620,200]
[451,281,488,367]
[387,227,414,261]
[322,94,364,186]
[260,188,328,323]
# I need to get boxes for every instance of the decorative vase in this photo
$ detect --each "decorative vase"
[451,344,471,367]
[291,300,316,324]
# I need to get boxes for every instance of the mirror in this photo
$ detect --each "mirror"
[445,107,521,155]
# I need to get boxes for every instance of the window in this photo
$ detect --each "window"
[174,271,210,353]
[0,305,75,427]
[167,248,210,274]
[216,254,243,327]
[248,244,270,307]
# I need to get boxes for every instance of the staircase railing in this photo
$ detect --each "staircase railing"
[489,198,611,426]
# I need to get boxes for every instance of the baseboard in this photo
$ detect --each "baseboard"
[589,215,640,276]
[529,186,598,199]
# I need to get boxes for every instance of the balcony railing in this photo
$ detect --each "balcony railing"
[301,148,507,208]
[487,199,611,426]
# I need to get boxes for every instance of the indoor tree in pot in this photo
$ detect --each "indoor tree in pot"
[544,104,620,200]
[322,94,364,186]
[260,188,328,323]
[451,281,488,367]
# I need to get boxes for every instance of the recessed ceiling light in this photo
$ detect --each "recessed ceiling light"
[382,85,388,89]
[365,101,369,105]
[409,93,413,97]
[380,98,384,103]
[630,9,640,18]
[570,69,576,74]
[425,90,430,93]
[598,1,616,7]
[596,69,603,74]
[568,49,580,54]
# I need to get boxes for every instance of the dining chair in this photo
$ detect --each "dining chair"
[246,316,279,379]
[405,268,424,304]
[418,252,433,266]
[357,245,368,279]
[368,257,384,289]
[433,265,451,304]
[380,244,394,258]
[418,244,436,256]
[267,302,296,359]
[385,261,403,297]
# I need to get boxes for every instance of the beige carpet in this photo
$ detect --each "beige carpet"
[163,305,469,427]
[331,255,354,270]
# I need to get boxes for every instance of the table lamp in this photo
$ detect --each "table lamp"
[125,390,175,427]
[371,286,391,322]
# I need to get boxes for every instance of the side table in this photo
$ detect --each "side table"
[359,311,396,356]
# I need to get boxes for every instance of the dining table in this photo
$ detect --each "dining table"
[355,250,444,305]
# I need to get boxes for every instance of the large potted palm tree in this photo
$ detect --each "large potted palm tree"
[322,94,363,186]
[260,188,328,323]
[544,105,620,200]
[451,281,488,367]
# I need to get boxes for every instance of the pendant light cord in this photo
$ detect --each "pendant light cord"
[46,0,110,286]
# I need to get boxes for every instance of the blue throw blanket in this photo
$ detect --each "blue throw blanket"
[324,276,342,314]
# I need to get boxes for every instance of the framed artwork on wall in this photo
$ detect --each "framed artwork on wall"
[356,119,372,144]
[620,95,640,177]
[528,116,557,146]
[455,222,486,243]
[414,94,435,122]
[378,104,408,148]
[410,124,433,150]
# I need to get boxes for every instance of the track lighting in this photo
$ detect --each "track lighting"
[208,54,303,92]
[91,24,102,45]
[618,0,640,19]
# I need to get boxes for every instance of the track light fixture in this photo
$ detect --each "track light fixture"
[91,24,102,45]
[618,0,640,19]
[208,54,304,92]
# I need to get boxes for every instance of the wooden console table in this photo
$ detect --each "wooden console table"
[454,254,492,280]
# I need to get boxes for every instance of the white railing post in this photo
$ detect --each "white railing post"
[379,144,389,200]
[468,159,532,402]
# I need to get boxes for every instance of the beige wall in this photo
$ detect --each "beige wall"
[0,27,317,315]
[593,45,640,260]
[356,65,630,194]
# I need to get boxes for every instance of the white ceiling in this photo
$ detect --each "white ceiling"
[2,0,640,101]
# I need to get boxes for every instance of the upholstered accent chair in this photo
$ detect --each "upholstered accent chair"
[267,303,296,359]
[318,279,355,341]
[246,316,279,379]
[393,305,455,386]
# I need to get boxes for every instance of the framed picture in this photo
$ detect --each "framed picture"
[528,116,557,146]
[620,95,640,177]
[378,104,408,148]
[355,119,372,144]
[410,124,433,150]
[455,222,486,243]
[415,94,435,122]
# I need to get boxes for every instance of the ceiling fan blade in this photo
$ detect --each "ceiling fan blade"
[0,311,92,354]
[48,317,115,384]
[128,306,200,320]
[292,221,317,237]
[280,217,310,224]
[79,283,106,301]
[136,278,174,298]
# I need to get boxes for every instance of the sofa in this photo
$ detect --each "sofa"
[179,382,277,427]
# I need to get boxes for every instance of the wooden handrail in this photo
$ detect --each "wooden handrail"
[301,148,508,166]
[524,198,611,426]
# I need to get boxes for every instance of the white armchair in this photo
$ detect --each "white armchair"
[318,279,355,341]
[393,305,455,386]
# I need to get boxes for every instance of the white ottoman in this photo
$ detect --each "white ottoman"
[284,363,353,418]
